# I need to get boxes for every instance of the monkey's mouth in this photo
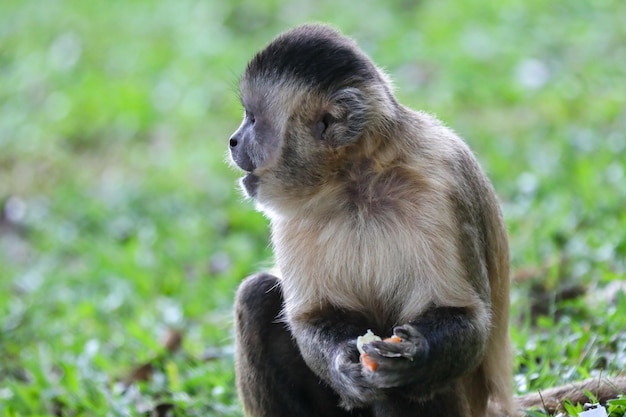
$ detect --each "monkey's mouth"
[241,172,260,198]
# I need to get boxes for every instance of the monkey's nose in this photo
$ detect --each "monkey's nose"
[229,137,238,148]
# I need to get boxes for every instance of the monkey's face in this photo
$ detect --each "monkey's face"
[228,81,295,199]
[229,24,397,202]
[229,81,373,201]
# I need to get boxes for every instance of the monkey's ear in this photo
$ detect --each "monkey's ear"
[315,88,368,146]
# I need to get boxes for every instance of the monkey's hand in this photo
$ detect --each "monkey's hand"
[360,324,430,388]
[331,340,387,409]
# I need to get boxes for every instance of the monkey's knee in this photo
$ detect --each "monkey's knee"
[235,273,283,340]
[235,272,281,313]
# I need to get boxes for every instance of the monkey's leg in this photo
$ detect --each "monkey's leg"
[371,387,468,417]
[235,273,367,417]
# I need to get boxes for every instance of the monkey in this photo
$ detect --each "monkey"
[228,24,626,417]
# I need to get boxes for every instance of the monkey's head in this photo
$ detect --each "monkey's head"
[229,24,398,206]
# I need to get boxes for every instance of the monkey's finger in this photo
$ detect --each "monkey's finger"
[393,324,422,340]
[335,356,386,398]
[363,340,418,359]
[393,325,430,352]
[362,354,417,388]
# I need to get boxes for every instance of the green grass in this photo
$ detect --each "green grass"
[1,0,625,415]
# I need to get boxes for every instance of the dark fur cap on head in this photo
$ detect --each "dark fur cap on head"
[243,24,380,92]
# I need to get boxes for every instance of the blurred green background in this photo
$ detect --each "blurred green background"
[1,0,625,416]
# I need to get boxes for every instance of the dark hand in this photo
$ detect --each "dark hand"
[361,324,430,388]
[331,340,385,408]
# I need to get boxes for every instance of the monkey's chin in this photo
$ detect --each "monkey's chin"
[241,173,259,198]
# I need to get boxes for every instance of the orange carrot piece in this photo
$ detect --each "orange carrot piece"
[360,353,378,372]
[383,335,402,343]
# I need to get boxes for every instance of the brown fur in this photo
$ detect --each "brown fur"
[242,75,514,415]
[230,24,626,417]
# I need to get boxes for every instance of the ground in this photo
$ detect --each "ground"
[1,0,625,416]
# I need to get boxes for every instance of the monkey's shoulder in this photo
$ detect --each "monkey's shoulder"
[339,163,442,216]
[338,140,480,215]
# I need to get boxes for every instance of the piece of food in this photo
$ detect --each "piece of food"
[360,352,378,372]
[383,335,402,343]
[357,330,403,372]
[356,329,381,355]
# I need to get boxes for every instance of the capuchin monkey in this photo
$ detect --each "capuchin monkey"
[228,24,626,417]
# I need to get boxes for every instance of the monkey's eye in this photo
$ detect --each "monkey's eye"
[246,111,256,125]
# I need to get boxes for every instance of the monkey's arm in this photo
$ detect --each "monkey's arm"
[362,305,490,398]
[291,303,489,409]
[290,307,389,409]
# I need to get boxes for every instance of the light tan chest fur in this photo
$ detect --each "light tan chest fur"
[271,185,483,326]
